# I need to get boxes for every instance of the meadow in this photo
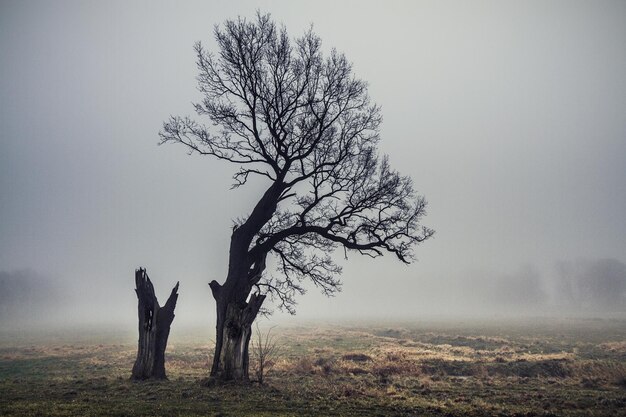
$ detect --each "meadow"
[1,318,625,416]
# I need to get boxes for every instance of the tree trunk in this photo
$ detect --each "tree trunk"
[207,182,282,382]
[131,268,179,380]
[209,284,265,381]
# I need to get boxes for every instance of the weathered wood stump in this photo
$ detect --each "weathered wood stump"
[131,267,179,380]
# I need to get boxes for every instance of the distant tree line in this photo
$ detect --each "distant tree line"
[554,258,626,311]
[461,258,626,313]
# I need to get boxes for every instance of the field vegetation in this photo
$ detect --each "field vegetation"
[1,318,625,416]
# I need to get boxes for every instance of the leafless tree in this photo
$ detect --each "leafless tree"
[160,12,434,381]
[251,324,280,384]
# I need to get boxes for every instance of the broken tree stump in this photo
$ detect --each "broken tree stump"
[131,267,179,380]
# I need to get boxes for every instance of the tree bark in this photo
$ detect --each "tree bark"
[207,182,283,381]
[209,280,266,381]
[131,268,179,380]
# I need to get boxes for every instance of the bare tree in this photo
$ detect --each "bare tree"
[160,12,433,381]
[251,324,280,384]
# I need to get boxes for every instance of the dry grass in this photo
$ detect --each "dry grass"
[1,319,626,416]
[599,340,626,353]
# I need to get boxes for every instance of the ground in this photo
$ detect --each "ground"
[1,318,625,416]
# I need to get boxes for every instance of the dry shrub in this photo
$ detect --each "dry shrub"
[251,325,280,384]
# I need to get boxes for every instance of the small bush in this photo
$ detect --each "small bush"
[251,325,280,384]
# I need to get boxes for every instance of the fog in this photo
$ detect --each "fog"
[1,1,625,330]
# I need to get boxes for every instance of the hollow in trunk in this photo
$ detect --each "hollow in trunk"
[209,280,265,381]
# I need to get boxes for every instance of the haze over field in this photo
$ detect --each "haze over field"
[1,0,625,328]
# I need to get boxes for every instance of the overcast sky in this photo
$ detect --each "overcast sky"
[1,0,625,326]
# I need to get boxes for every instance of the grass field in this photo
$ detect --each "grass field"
[1,318,625,416]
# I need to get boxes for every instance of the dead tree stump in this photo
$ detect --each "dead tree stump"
[131,267,179,380]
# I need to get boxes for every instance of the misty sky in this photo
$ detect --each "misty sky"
[1,0,625,326]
